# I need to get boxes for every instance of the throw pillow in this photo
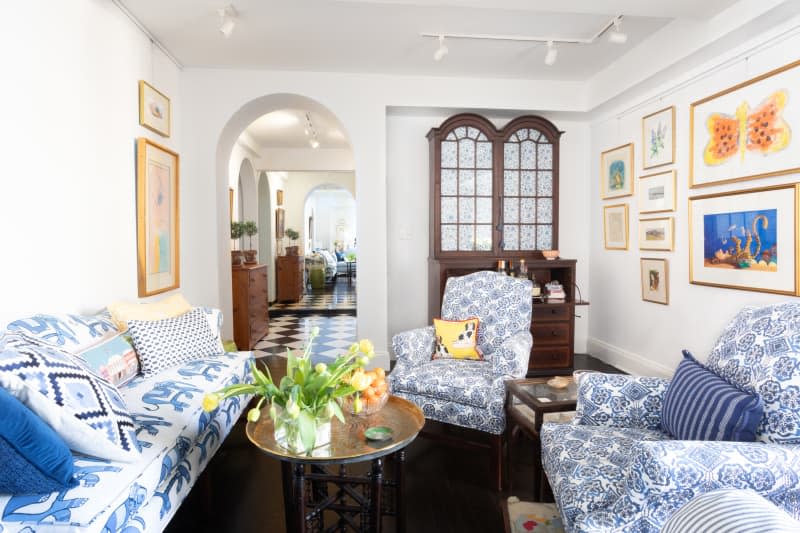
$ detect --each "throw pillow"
[6,312,118,352]
[432,317,482,360]
[0,387,78,494]
[107,292,192,331]
[73,333,140,387]
[127,308,224,377]
[0,332,140,462]
[661,350,763,441]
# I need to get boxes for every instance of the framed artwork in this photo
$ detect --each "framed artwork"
[642,106,675,169]
[276,189,284,206]
[689,183,798,295]
[603,203,629,250]
[641,258,669,305]
[689,59,800,188]
[136,138,179,297]
[275,208,285,239]
[638,170,676,214]
[639,217,674,251]
[138,80,171,137]
[600,143,634,199]
[228,188,234,223]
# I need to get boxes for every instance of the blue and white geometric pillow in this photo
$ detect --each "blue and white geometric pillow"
[0,332,140,462]
[127,308,224,377]
[5,312,118,352]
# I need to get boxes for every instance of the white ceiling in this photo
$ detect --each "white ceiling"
[244,108,350,149]
[119,0,741,81]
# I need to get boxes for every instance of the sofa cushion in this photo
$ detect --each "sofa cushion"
[0,387,78,494]
[128,308,224,377]
[433,317,482,360]
[5,312,117,352]
[389,358,498,408]
[0,332,140,462]
[662,350,763,441]
[107,293,192,331]
[706,302,800,444]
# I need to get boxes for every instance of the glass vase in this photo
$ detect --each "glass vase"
[273,408,332,455]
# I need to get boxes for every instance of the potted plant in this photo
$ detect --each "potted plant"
[285,227,300,256]
[242,220,258,264]
[202,330,378,454]
[230,221,245,266]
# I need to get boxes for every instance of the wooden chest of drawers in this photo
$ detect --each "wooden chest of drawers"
[232,263,269,350]
[529,303,574,372]
[276,255,305,303]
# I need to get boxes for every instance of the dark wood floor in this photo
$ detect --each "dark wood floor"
[166,354,620,533]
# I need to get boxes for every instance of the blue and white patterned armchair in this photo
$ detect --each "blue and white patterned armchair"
[388,271,533,489]
[541,302,800,533]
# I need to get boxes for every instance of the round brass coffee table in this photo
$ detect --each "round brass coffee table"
[247,395,424,533]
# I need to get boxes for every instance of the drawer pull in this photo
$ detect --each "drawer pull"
[551,309,558,314]
[551,330,558,336]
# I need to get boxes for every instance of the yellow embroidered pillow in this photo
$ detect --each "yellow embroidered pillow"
[107,293,192,331]
[432,318,482,360]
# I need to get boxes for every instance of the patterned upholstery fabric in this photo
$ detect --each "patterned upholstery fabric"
[6,312,117,352]
[541,302,800,533]
[389,271,532,435]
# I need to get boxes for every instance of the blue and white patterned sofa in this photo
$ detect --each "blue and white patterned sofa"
[0,310,252,533]
[541,302,800,532]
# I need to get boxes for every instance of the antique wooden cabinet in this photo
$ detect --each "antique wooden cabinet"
[276,255,305,303]
[232,263,269,350]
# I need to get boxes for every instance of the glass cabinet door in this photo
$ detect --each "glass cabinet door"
[440,126,493,252]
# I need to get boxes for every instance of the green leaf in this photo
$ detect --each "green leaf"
[298,410,316,453]
[332,385,357,398]
[330,399,345,424]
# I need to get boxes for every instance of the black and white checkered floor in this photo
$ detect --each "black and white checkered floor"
[254,314,357,364]
[270,276,356,314]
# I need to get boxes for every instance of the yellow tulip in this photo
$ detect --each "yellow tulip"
[350,370,372,391]
[359,339,374,354]
[202,393,220,412]
[315,362,328,375]
[247,408,261,422]
[353,396,363,414]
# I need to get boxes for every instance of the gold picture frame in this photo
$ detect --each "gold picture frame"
[689,59,800,188]
[642,106,675,170]
[638,217,674,251]
[229,187,234,223]
[689,183,799,295]
[641,258,669,305]
[138,80,171,137]
[276,189,284,206]
[638,170,677,214]
[603,203,629,250]
[600,143,634,199]
[136,138,180,296]
[275,207,285,239]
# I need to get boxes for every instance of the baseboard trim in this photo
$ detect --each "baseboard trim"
[587,338,673,378]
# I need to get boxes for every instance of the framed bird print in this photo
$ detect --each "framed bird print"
[690,59,800,188]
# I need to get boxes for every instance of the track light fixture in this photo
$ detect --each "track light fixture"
[433,35,449,62]
[217,4,237,38]
[305,113,320,149]
[544,41,557,66]
[608,17,628,44]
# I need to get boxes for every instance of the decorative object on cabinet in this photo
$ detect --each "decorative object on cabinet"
[638,170,676,214]
[542,250,559,260]
[276,255,305,302]
[136,137,180,297]
[284,227,300,256]
[232,263,269,350]
[600,143,634,199]
[690,59,800,188]
[638,216,674,251]
[242,220,258,264]
[642,106,675,169]
[603,203,628,250]
[230,220,244,266]
[689,183,797,295]
[641,258,669,304]
[138,80,171,137]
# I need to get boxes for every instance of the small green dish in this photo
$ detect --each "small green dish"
[364,426,393,441]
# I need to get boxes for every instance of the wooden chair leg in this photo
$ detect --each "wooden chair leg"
[490,432,504,492]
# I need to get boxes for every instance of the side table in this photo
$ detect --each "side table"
[506,377,577,500]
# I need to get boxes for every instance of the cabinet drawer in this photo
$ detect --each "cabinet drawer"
[530,346,571,369]
[533,304,570,322]
[531,322,570,345]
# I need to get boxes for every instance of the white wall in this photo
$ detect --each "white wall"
[386,111,592,350]
[0,0,182,324]
[587,17,800,377]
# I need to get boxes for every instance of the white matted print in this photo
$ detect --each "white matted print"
[639,217,674,251]
[600,143,634,199]
[638,170,676,214]
[690,59,800,188]
[642,106,675,169]
[641,258,669,305]
[603,203,629,250]
[139,80,171,137]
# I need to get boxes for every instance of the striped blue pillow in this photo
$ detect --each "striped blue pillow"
[661,350,763,441]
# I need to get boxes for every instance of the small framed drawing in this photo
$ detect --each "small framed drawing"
[136,138,180,297]
[689,59,800,188]
[639,217,674,251]
[638,170,676,214]
[641,258,669,304]
[600,143,634,199]
[642,106,675,169]
[229,188,234,223]
[689,183,798,295]
[603,203,629,250]
[138,81,171,137]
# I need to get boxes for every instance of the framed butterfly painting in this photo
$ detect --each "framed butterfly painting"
[690,59,800,188]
